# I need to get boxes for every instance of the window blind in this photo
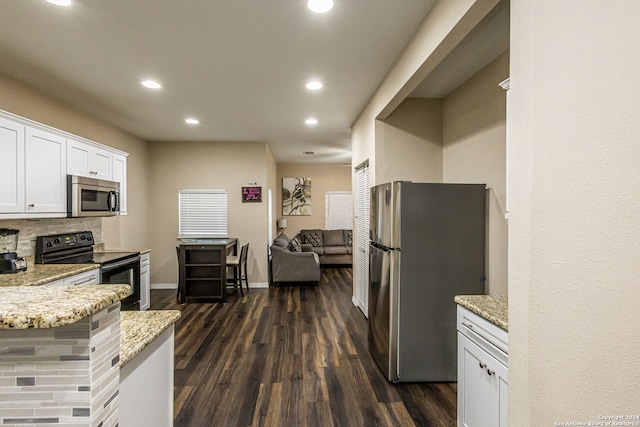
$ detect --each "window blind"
[178,189,228,238]
[325,191,353,230]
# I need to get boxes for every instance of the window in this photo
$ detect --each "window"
[178,189,228,238]
[325,191,353,230]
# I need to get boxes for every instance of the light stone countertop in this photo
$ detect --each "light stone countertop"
[455,295,508,331]
[119,310,181,368]
[0,284,131,329]
[0,258,99,288]
[93,244,151,255]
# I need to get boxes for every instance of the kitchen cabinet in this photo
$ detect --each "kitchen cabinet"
[140,252,150,311]
[457,306,508,427]
[0,109,129,219]
[25,126,67,215]
[1,118,67,218]
[67,138,113,180]
[119,319,175,427]
[0,117,25,214]
[112,153,127,215]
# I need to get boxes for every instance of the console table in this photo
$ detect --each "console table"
[176,238,238,303]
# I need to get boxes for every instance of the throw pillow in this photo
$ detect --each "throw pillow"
[289,237,302,252]
[302,230,323,247]
[344,229,353,247]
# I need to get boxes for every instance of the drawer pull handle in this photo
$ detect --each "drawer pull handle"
[487,369,495,376]
[479,362,487,368]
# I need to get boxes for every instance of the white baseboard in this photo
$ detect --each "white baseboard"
[151,283,178,290]
[150,282,269,290]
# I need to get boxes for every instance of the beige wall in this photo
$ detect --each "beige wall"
[276,163,352,238]
[0,72,149,251]
[443,51,509,295]
[509,1,640,424]
[148,141,271,286]
[352,0,501,186]
[376,98,443,184]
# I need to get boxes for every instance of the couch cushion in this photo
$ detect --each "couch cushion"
[323,229,344,247]
[311,246,324,256]
[289,236,302,252]
[301,229,323,247]
[324,246,347,256]
[273,234,291,250]
[347,247,353,255]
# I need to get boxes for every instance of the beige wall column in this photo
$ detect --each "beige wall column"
[509,1,640,424]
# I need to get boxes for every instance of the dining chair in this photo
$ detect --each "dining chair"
[227,243,249,296]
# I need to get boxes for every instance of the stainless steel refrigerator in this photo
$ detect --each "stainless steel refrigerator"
[368,181,486,382]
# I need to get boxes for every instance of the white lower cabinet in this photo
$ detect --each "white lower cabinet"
[119,326,174,427]
[457,306,508,427]
[139,253,150,311]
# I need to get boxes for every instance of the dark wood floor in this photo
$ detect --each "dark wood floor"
[150,268,457,427]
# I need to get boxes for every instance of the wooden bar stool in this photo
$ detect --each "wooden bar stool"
[227,243,249,296]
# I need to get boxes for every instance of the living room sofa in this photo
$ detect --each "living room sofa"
[297,229,353,266]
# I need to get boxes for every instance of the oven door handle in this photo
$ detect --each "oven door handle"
[101,256,140,272]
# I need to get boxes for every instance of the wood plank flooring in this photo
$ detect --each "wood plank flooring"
[150,268,457,427]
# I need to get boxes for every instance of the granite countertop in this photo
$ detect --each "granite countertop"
[119,310,181,368]
[0,258,99,288]
[93,244,151,255]
[455,295,508,331]
[0,284,131,329]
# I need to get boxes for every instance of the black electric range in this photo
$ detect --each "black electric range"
[35,231,141,310]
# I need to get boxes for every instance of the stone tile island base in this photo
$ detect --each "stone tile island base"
[0,303,121,427]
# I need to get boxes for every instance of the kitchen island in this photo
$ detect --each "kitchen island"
[0,283,180,427]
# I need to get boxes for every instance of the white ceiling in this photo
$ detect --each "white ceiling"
[0,0,440,164]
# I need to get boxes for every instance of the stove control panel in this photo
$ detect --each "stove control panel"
[35,231,94,263]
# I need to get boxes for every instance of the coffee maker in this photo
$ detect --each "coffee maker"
[0,228,27,274]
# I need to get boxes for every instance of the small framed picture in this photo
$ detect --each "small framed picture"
[242,186,262,203]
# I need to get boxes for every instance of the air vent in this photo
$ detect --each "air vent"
[303,151,315,155]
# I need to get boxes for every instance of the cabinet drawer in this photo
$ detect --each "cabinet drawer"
[457,306,508,363]
[64,269,100,286]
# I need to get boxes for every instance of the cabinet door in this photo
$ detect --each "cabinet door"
[112,154,127,214]
[140,253,150,310]
[25,127,67,214]
[0,117,25,213]
[67,138,113,180]
[458,333,508,427]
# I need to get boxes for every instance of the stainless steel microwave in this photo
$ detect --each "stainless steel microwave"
[67,175,120,217]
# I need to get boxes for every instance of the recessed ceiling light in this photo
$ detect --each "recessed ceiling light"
[46,0,71,6]
[308,0,333,13]
[306,81,323,90]
[141,80,162,89]
[185,118,199,125]
[305,118,318,125]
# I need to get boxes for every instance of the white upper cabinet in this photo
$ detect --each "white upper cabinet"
[0,110,128,218]
[25,127,67,215]
[67,138,113,180]
[0,117,25,213]
[112,153,127,215]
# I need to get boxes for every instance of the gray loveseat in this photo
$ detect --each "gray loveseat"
[270,234,321,286]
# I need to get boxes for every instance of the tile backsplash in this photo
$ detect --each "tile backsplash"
[0,218,103,257]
